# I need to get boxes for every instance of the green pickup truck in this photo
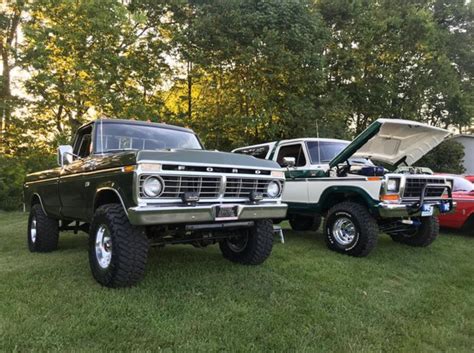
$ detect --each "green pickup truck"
[24,119,287,287]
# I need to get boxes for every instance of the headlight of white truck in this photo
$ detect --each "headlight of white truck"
[386,178,400,192]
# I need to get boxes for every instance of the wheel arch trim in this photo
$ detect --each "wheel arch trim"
[31,193,48,216]
[93,187,129,216]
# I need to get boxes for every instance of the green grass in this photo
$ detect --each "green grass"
[0,212,473,352]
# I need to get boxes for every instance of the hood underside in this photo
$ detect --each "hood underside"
[329,119,450,168]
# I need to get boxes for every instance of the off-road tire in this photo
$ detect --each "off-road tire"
[89,204,149,288]
[219,220,273,265]
[28,204,59,252]
[324,202,378,257]
[289,214,322,232]
[389,216,439,247]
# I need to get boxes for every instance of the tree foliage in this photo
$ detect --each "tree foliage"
[0,0,472,209]
[417,139,466,174]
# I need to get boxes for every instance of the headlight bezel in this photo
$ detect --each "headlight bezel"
[142,176,164,198]
[267,180,282,198]
[386,178,401,193]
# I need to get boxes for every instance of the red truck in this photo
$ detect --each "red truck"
[438,175,474,232]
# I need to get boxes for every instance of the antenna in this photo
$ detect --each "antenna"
[316,120,322,165]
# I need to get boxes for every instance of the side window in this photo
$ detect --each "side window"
[276,144,306,167]
[77,134,91,158]
[73,126,93,158]
[235,146,269,159]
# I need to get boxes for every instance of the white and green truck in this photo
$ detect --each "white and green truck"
[233,119,455,257]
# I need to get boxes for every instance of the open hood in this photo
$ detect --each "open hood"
[329,119,450,168]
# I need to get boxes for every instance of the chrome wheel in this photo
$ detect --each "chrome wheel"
[226,235,249,253]
[332,217,357,245]
[95,225,112,269]
[30,216,37,243]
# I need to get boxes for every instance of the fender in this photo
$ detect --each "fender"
[317,186,380,213]
[91,186,129,220]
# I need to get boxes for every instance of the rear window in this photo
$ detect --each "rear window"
[234,146,269,159]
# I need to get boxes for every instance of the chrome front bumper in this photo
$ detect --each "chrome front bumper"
[127,202,288,226]
[377,201,456,218]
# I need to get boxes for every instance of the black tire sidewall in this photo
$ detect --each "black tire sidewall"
[27,204,59,253]
[325,210,361,251]
[219,220,273,265]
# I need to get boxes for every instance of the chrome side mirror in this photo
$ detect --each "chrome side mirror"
[282,157,296,168]
[57,145,74,167]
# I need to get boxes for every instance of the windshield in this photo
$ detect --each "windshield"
[306,141,349,164]
[453,177,474,192]
[94,122,202,153]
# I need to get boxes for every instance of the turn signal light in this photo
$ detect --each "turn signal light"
[122,165,135,173]
[381,194,400,202]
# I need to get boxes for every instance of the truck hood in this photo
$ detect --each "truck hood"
[329,119,450,168]
[137,149,281,170]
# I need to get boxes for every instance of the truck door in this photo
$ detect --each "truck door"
[59,125,93,221]
[274,143,310,203]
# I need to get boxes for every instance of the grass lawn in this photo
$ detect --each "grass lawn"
[0,211,473,352]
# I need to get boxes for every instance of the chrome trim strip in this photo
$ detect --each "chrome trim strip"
[24,177,58,185]
[25,167,124,185]
[32,193,48,216]
[60,167,123,180]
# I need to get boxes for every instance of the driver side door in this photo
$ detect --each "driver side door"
[59,126,93,221]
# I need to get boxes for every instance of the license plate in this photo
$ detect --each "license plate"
[215,205,238,220]
[421,204,434,217]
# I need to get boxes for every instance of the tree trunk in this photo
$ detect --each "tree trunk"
[187,60,192,122]
[0,6,22,153]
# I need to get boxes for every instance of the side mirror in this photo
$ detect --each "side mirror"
[57,145,74,167]
[282,157,296,168]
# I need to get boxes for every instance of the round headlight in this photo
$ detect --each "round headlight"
[267,181,281,198]
[143,176,163,197]
[387,179,399,192]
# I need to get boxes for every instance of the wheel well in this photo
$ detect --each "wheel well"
[31,194,41,206]
[94,190,123,212]
[321,192,370,214]
[462,213,474,232]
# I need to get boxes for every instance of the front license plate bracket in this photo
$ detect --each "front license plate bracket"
[215,205,239,221]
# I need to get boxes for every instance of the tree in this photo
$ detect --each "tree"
[0,0,24,154]
[317,0,473,133]
[21,0,170,142]
[157,0,329,150]
[417,139,465,174]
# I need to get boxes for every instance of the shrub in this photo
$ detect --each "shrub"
[0,153,56,211]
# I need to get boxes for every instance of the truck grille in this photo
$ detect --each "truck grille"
[139,175,221,199]
[224,178,272,198]
[139,175,278,199]
[403,178,446,199]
